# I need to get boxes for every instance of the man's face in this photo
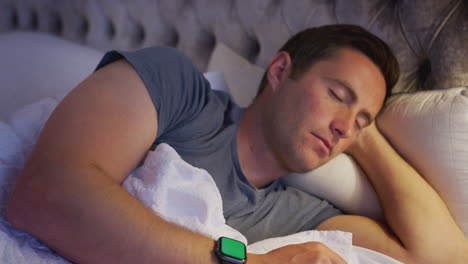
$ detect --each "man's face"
[264,47,386,173]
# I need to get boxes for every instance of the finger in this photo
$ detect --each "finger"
[303,242,348,264]
[321,249,347,264]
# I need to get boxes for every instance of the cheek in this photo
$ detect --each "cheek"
[303,93,334,125]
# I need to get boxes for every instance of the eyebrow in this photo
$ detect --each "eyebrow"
[326,78,374,124]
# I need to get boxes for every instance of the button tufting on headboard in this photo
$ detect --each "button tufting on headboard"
[247,38,261,64]
[168,28,179,48]
[105,18,115,41]
[131,22,145,46]
[77,15,89,40]
[8,7,18,29]
[29,8,38,30]
[407,58,433,92]
[48,11,63,35]
[0,0,467,93]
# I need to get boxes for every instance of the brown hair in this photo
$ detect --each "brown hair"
[256,24,400,100]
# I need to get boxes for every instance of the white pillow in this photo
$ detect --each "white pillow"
[0,32,104,122]
[203,72,230,93]
[207,42,265,107]
[283,154,384,220]
[379,87,468,236]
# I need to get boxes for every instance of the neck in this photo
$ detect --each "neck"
[237,98,290,189]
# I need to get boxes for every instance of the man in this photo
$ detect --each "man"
[5,25,468,264]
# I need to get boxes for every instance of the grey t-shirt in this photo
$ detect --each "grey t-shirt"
[95,46,342,243]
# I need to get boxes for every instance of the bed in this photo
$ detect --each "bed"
[0,0,467,263]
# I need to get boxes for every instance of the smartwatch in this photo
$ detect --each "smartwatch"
[215,236,247,264]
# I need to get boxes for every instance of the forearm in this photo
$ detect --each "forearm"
[6,165,219,264]
[349,125,467,260]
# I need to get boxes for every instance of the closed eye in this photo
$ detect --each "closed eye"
[328,89,343,102]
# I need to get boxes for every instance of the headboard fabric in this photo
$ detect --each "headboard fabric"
[1,0,467,94]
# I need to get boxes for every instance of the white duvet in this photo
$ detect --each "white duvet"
[0,97,402,264]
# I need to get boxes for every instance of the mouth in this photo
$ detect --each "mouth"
[312,134,333,156]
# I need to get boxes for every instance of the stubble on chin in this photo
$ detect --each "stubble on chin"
[283,142,328,174]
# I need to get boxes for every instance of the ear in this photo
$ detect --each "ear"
[266,51,292,91]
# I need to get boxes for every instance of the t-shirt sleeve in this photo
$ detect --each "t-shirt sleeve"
[94,46,212,139]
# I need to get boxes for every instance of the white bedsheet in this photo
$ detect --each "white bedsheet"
[0,97,403,264]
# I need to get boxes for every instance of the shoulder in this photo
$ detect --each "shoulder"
[39,59,158,182]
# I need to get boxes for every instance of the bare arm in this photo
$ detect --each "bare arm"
[5,60,219,264]
[319,123,468,264]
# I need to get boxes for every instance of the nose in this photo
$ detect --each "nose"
[331,115,353,138]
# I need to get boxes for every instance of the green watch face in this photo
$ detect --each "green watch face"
[219,237,246,260]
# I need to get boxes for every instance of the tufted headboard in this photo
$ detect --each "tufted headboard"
[1,0,467,93]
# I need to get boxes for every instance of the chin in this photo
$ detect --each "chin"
[289,151,328,173]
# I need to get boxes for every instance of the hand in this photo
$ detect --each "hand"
[248,242,347,264]
[346,121,381,158]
